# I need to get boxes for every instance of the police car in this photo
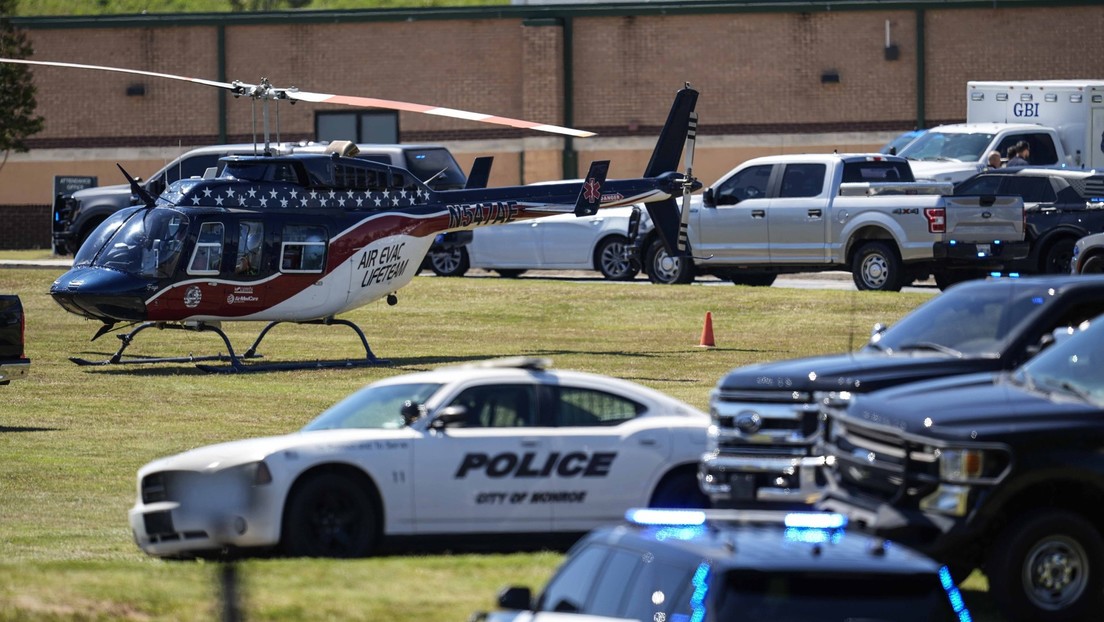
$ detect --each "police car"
[129,358,709,558]
[477,509,972,622]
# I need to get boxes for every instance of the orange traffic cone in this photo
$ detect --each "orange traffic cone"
[698,311,716,348]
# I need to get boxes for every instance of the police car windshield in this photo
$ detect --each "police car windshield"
[1018,317,1104,405]
[302,382,442,431]
[715,570,953,621]
[866,281,1053,357]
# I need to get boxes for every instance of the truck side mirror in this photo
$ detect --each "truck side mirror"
[496,586,533,611]
[703,187,717,207]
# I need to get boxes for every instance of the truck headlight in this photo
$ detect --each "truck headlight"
[938,448,1008,483]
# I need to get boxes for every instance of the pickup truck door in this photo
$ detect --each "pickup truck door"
[696,164,774,261]
[767,163,830,263]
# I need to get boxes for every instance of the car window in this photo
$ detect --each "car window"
[620,557,695,621]
[954,175,1004,195]
[448,384,537,428]
[779,164,825,198]
[587,549,641,617]
[841,160,914,183]
[1005,176,1056,203]
[539,544,610,613]
[714,165,772,205]
[547,387,644,427]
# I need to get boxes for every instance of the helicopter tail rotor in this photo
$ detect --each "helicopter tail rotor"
[642,84,700,258]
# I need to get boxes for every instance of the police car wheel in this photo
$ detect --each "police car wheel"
[281,471,377,558]
[1078,254,1104,274]
[985,508,1104,622]
[648,470,709,509]
[1042,238,1076,275]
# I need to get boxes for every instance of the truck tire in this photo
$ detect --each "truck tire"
[851,241,904,292]
[1078,254,1104,274]
[281,471,378,558]
[1041,238,1076,275]
[594,235,639,281]
[645,238,694,284]
[427,246,469,277]
[984,509,1104,622]
[648,469,709,509]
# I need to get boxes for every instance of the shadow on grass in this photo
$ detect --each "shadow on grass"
[0,425,61,433]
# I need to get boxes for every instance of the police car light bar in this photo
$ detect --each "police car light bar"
[625,508,848,529]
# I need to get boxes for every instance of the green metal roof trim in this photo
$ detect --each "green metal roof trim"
[11,0,1099,28]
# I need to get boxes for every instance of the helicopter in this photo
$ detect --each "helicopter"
[1,58,699,372]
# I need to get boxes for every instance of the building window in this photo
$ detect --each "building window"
[316,111,399,144]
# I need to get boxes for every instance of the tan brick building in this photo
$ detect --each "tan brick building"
[1,0,1101,247]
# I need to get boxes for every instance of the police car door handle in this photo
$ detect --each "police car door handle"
[638,438,658,446]
[751,210,766,218]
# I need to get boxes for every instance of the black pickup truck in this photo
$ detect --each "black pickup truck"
[0,295,30,384]
[953,167,1104,274]
[818,310,1104,622]
[701,275,1104,509]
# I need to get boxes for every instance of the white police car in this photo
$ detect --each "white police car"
[129,358,709,558]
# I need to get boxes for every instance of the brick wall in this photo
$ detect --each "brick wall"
[0,206,52,250]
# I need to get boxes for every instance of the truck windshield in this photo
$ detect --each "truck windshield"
[1017,317,1104,405]
[866,281,1054,357]
[303,382,443,430]
[89,208,189,278]
[898,131,995,162]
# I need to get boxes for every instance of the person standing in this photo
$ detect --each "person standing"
[1006,141,1030,167]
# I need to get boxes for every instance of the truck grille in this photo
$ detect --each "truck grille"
[711,389,819,452]
[825,416,939,504]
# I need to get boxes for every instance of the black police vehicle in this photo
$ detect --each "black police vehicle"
[476,509,970,622]
[702,275,1104,509]
[819,313,1104,622]
[953,167,1104,274]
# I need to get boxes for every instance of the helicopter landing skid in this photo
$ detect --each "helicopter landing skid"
[70,318,387,373]
[195,318,388,374]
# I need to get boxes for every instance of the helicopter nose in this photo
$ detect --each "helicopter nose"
[51,267,149,322]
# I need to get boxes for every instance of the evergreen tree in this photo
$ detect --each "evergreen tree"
[0,0,44,174]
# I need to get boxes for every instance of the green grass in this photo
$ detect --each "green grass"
[0,268,999,620]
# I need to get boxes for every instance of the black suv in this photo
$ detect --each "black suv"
[702,275,1104,509]
[477,510,970,622]
[819,312,1104,621]
[953,167,1104,274]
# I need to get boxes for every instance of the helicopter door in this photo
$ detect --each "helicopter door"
[185,222,226,277]
[278,224,330,315]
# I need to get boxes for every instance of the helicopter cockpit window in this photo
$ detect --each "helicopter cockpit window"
[280,225,327,273]
[93,208,189,279]
[73,207,139,267]
[187,222,225,276]
[236,221,264,276]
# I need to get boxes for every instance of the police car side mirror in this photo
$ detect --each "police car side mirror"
[703,187,716,207]
[430,405,469,430]
[496,586,533,611]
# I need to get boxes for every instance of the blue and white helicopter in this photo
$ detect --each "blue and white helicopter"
[1,58,699,371]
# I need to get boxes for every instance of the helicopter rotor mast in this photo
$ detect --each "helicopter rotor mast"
[0,57,597,144]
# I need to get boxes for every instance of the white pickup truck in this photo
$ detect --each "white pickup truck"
[634,153,1028,291]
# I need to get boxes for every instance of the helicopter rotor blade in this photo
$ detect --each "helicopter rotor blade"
[0,57,236,91]
[678,110,698,254]
[0,57,596,138]
[287,90,595,138]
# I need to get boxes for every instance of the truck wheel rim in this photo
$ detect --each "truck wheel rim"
[1023,534,1089,610]
[655,251,680,281]
[861,254,888,288]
